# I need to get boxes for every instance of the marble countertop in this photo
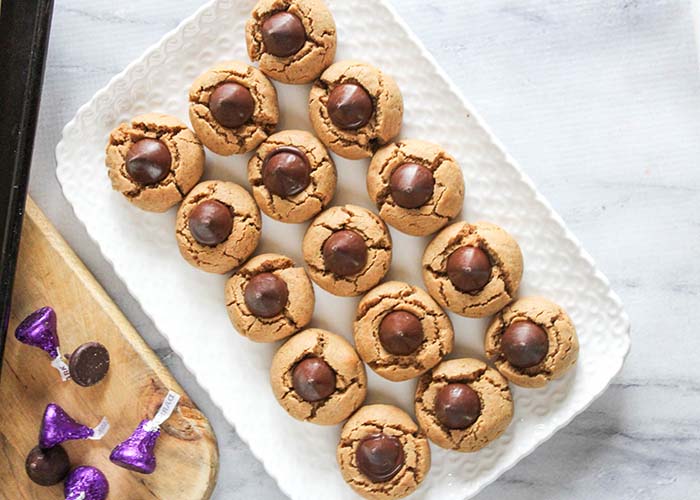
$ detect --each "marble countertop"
[26,0,700,498]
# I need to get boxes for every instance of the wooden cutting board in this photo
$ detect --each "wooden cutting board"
[0,198,219,499]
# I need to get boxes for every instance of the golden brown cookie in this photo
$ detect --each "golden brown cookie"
[225,253,314,342]
[309,60,403,159]
[247,130,336,223]
[105,113,204,212]
[188,61,279,156]
[353,281,454,382]
[422,221,523,318]
[367,140,464,236]
[175,180,261,274]
[484,296,579,388]
[337,404,430,500]
[270,328,367,425]
[302,205,392,297]
[414,358,513,452]
[246,0,336,84]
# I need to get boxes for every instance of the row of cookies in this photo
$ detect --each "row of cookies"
[262,286,578,418]
[224,221,578,385]
[104,57,404,216]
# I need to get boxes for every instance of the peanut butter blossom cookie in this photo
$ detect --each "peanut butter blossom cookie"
[105,113,205,212]
[414,358,514,452]
[354,281,454,382]
[367,140,465,236]
[302,204,392,297]
[270,328,367,425]
[175,180,261,274]
[309,60,403,159]
[248,129,336,223]
[337,404,431,500]
[246,0,336,84]
[484,296,579,388]
[225,253,314,342]
[189,60,279,155]
[422,221,523,318]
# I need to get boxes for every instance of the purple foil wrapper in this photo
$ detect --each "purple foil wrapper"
[15,306,60,358]
[109,419,159,474]
[39,403,93,449]
[64,466,109,500]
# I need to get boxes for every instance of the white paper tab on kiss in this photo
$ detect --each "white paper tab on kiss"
[88,417,110,440]
[51,347,71,381]
[144,390,180,432]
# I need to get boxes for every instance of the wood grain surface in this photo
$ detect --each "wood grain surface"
[0,198,218,499]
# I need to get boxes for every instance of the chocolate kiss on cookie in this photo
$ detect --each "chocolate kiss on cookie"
[261,11,306,58]
[244,273,289,318]
[322,229,368,277]
[327,83,373,130]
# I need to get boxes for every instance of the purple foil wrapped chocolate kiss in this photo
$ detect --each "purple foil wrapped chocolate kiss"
[110,390,180,474]
[64,466,109,500]
[39,403,110,449]
[14,306,71,381]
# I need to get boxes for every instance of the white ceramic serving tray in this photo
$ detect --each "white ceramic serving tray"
[56,1,631,498]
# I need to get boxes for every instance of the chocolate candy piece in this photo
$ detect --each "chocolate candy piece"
[110,390,180,474]
[209,82,255,128]
[446,246,492,292]
[322,229,368,277]
[356,433,405,483]
[292,356,336,402]
[389,163,435,209]
[125,138,171,186]
[261,11,306,58]
[378,311,424,356]
[262,146,311,197]
[244,273,289,318]
[14,306,60,358]
[64,466,109,500]
[502,320,549,368]
[69,342,110,387]
[109,419,159,474]
[14,306,70,380]
[39,403,109,449]
[15,306,70,382]
[25,445,70,486]
[327,83,373,130]
[435,383,481,430]
[188,199,233,246]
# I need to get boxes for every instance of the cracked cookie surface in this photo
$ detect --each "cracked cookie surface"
[422,221,523,318]
[225,253,314,342]
[248,129,336,223]
[175,180,261,274]
[302,204,392,297]
[270,328,366,425]
[246,0,336,84]
[484,296,579,388]
[337,404,430,500]
[414,358,513,452]
[188,60,279,155]
[367,140,464,236]
[105,113,204,212]
[309,60,403,159]
[354,281,453,381]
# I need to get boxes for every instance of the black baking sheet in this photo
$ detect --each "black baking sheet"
[0,0,55,373]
